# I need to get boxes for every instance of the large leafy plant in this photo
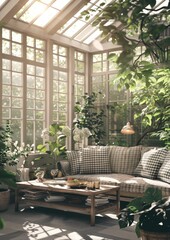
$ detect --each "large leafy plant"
[83,0,170,70]
[118,187,170,237]
[74,92,106,145]
[37,123,71,159]
[82,1,170,146]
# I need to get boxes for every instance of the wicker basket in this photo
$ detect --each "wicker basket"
[0,189,10,211]
[140,230,170,240]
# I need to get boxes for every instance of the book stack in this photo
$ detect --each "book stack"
[85,194,109,206]
[22,190,48,200]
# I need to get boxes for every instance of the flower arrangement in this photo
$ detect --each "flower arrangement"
[73,127,92,149]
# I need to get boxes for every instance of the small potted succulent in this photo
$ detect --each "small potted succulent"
[118,187,170,239]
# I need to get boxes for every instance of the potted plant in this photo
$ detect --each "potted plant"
[0,123,16,211]
[118,187,170,239]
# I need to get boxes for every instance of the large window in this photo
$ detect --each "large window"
[91,51,130,145]
[2,28,23,142]
[1,28,46,147]
[52,44,68,125]
[74,50,86,103]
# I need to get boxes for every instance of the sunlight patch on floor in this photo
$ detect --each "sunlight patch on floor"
[23,221,66,239]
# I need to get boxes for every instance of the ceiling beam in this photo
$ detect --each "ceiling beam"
[45,0,90,35]
[6,19,91,52]
[0,0,29,24]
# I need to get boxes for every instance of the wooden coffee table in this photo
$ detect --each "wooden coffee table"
[15,180,120,226]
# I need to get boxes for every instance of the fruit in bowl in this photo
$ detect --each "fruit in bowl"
[67,178,80,187]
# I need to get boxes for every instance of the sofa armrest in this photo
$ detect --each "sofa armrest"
[57,160,71,176]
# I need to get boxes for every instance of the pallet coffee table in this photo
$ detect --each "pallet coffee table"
[15,180,120,226]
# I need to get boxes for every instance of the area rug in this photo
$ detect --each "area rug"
[0,204,138,240]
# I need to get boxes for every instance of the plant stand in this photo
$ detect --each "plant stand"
[140,230,170,240]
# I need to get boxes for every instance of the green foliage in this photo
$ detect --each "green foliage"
[0,121,13,167]
[118,187,170,237]
[82,1,170,146]
[0,218,4,230]
[74,92,106,145]
[37,123,71,159]
[82,0,170,68]
[0,121,16,188]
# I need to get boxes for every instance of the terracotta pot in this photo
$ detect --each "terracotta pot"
[140,229,170,240]
[0,189,10,211]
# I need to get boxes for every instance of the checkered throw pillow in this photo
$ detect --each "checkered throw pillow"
[66,151,81,175]
[158,151,170,183]
[133,148,168,179]
[80,146,111,174]
[110,145,142,174]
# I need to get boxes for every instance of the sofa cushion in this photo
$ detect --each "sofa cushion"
[80,146,111,174]
[66,151,81,175]
[133,148,168,179]
[110,145,142,174]
[158,151,170,184]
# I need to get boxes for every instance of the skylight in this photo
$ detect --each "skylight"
[10,0,114,46]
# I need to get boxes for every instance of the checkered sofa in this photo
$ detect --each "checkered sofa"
[58,145,170,201]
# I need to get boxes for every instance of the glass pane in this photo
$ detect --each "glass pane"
[36,49,45,63]
[26,121,34,145]
[35,111,44,119]
[93,62,102,72]
[59,56,67,68]
[36,101,44,110]
[59,93,67,102]
[12,108,21,118]
[12,86,22,97]
[3,85,11,95]
[27,99,35,109]
[53,55,58,66]
[35,121,44,146]
[27,110,35,119]
[36,77,45,89]
[2,97,10,107]
[12,31,22,43]
[36,39,45,49]
[27,36,34,47]
[11,120,21,142]
[59,82,67,93]
[2,59,10,70]
[53,101,58,109]
[59,46,67,56]
[59,113,66,122]
[27,64,35,75]
[12,43,22,57]
[12,72,22,86]
[12,98,22,108]
[76,61,84,72]
[2,70,11,84]
[27,89,35,98]
[27,75,35,88]
[53,81,58,91]
[58,103,66,111]
[2,40,10,54]
[36,67,45,77]
[36,90,45,99]
[59,72,67,81]
[2,28,10,39]
[27,47,35,60]
[12,61,22,72]
[2,108,10,118]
